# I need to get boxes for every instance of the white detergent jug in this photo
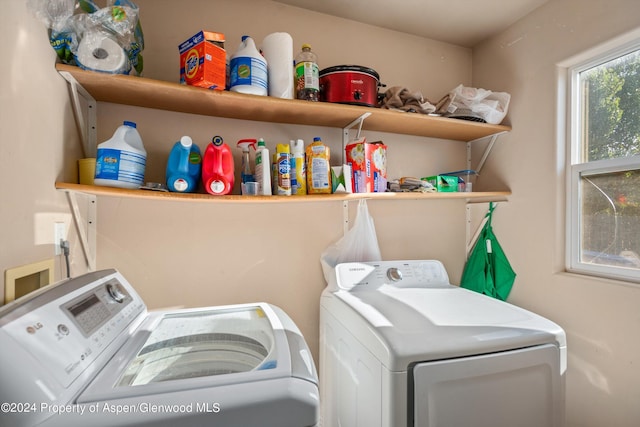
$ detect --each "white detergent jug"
[229,36,268,96]
[94,121,146,189]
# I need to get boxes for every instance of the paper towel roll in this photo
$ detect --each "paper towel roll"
[262,32,294,99]
[76,33,128,74]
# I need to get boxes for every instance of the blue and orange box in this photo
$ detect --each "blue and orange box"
[179,31,226,90]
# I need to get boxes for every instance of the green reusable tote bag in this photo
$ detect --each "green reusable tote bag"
[460,203,516,301]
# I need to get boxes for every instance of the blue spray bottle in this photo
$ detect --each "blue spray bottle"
[166,136,202,192]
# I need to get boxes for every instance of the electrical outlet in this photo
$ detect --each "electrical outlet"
[54,222,66,255]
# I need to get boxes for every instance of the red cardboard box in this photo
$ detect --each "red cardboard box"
[345,138,387,193]
[179,31,226,90]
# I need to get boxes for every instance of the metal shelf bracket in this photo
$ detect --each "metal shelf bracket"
[464,130,509,256]
[342,112,372,163]
[343,200,350,234]
[66,191,97,272]
[59,71,97,158]
[467,130,508,174]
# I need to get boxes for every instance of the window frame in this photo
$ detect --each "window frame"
[565,31,640,283]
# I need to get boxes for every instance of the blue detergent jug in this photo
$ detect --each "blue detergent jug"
[166,136,202,192]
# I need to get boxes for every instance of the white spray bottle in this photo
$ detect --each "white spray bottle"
[255,138,272,195]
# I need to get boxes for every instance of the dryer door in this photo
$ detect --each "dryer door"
[411,344,563,427]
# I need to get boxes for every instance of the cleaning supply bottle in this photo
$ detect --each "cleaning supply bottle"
[272,152,278,195]
[202,135,234,195]
[306,136,331,194]
[291,138,306,195]
[294,44,319,101]
[275,143,291,196]
[255,138,271,196]
[236,139,256,194]
[229,36,268,96]
[165,135,202,193]
[94,121,146,189]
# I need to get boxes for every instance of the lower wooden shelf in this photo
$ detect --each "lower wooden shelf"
[55,182,510,203]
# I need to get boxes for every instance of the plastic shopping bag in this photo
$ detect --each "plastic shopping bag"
[448,84,511,125]
[320,199,382,290]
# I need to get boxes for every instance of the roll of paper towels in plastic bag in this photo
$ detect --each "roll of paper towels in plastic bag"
[75,32,129,74]
[262,32,293,99]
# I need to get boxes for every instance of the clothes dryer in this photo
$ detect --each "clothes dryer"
[320,260,566,427]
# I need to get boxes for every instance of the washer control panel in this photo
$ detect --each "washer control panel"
[1,271,145,388]
[335,260,451,290]
[62,279,133,336]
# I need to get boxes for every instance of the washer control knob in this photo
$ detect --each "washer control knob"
[106,283,125,303]
[386,267,403,282]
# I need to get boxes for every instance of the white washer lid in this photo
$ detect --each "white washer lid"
[115,305,279,387]
[329,284,566,371]
[78,303,316,403]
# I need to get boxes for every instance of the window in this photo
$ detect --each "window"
[567,35,640,282]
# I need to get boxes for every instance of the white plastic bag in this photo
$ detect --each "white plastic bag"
[448,84,511,124]
[320,199,382,290]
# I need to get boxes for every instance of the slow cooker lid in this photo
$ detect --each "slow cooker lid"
[319,64,380,80]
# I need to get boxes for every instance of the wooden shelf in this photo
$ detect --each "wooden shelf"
[56,64,510,142]
[56,65,511,206]
[55,182,510,203]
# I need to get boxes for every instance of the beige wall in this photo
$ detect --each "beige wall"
[2,0,472,366]
[0,2,87,291]
[138,0,471,100]
[473,0,640,425]
[5,0,639,425]
[93,0,473,364]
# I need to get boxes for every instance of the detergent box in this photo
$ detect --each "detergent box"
[345,138,387,193]
[440,169,478,192]
[179,31,226,90]
[422,175,459,192]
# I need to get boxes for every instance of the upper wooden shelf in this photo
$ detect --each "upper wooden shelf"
[56,64,510,142]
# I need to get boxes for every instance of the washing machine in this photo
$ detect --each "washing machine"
[0,269,318,427]
[320,260,566,427]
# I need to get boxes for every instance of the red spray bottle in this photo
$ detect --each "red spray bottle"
[202,135,235,195]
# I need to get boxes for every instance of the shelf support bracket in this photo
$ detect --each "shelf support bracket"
[342,113,372,163]
[59,71,97,158]
[467,130,508,175]
[464,131,508,252]
[66,191,97,272]
[465,202,504,258]
[343,200,350,235]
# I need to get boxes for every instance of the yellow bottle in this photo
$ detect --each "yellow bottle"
[291,139,307,195]
[306,137,331,194]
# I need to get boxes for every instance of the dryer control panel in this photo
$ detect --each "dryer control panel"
[335,260,451,290]
[0,270,145,388]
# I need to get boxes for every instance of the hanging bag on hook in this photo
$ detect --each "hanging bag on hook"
[320,199,382,291]
[460,203,516,301]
